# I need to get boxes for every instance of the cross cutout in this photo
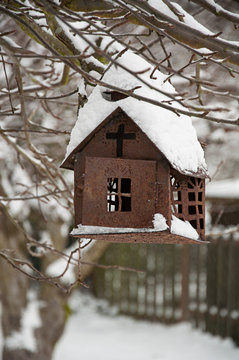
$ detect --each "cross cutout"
[106,124,136,157]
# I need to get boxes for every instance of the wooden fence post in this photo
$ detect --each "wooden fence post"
[181,245,189,321]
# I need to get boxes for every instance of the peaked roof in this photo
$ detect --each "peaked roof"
[61,51,209,178]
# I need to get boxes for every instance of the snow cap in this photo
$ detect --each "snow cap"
[62,51,209,178]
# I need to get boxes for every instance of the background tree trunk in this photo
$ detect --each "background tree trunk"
[0,201,29,360]
[0,193,68,360]
[0,198,109,360]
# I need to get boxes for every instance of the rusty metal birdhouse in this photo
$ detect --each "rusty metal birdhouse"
[60,52,209,244]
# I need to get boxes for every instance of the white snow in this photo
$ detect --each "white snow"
[72,214,201,241]
[1,293,239,360]
[4,292,42,352]
[46,240,96,285]
[148,0,213,35]
[64,50,208,178]
[149,1,239,48]
[71,213,168,235]
[171,215,199,240]
[46,244,79,285]
[71,224,158,235]
[206,0,239,20]
[152,213,169,230]
[206,178,239,199]
[148,0,180,20]
[1,36,22,49]
[52,292,239,360]
[172,3,214,36]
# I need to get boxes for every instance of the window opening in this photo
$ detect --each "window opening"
[177,191,181,201]
[170,175,183,217]
[121,196,131,212]
[107,177,132,212]
[190,220,197,229]
[107,178,119,212]
[121,178,131,193]
[198,178,204,189]
[200,218,204,229]
[188,192,195,201]
[171,172,205,238]
[188,206,196,215]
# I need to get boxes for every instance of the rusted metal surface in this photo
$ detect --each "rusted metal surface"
[106,123,136,157]
[170,169,206,240]
[81,156,156,228]
[74,152,84,227]
[72,230,207,244]
[69,108,207,244]
[155,159,171,227]
[61,108,165,170]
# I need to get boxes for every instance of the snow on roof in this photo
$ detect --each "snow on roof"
[62,51,209,178]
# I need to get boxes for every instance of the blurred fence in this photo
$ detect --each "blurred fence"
[91,235,239,346]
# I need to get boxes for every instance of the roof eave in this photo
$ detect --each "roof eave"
[60,106,209,179]
[60,107,124,171]
[60,157,75,170]
[172,164,210,179]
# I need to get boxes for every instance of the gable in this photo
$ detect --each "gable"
[61,107,166,169]
[61,79,209,178]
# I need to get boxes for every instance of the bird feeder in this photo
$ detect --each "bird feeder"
[60,52,209,244]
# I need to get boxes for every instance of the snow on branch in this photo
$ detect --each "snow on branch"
[0,0,239,291]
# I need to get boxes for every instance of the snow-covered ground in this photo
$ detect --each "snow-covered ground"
[1,291,238,359]
[53,292,239,360]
